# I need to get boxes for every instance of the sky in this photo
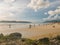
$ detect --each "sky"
[0,0,60,23]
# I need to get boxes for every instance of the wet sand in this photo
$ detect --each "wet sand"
[0,23,60,40]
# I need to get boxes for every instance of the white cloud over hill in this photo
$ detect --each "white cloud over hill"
[48,7,60,15]
[43,6,60,21]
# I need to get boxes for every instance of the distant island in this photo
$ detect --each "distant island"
[44,20,60,23]
[0,21,31,23]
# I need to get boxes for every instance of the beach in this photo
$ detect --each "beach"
[0,23,60,40]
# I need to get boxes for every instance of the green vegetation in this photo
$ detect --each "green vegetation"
[0,32,60,45]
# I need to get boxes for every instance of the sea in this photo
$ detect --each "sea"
[0,23,39,29]
[0,22,44,30]
[0,22,50,38]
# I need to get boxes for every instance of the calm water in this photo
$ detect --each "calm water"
[0,23,30,30]
[0,23,60,39]
[0,23,39,33]
[0,23,41,30]
[0,23,50,38]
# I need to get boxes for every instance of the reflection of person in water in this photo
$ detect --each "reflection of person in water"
[9,24,11,28]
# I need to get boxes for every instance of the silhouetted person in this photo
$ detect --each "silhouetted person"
[29,24,32,29]
[9,24,11,28]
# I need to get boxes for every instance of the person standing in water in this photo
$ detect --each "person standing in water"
[29,24,32,29]
[9,24,11,28]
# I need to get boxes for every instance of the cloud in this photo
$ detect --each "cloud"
[43,14,60,22]
[4,0,15,3]
[0,3,15,20]
[43,6,60,22]
[48,8,60,15]
[0,0,26,20]
[27,0,50,11]
[58,6,60,8]
[0,11,14,20]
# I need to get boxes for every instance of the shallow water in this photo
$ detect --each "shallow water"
[0,23,60,39]
[0,23,30,30]
[0,23,40,38]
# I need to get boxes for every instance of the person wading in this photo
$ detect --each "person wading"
[29,24,32,29]
[9,24,11,28]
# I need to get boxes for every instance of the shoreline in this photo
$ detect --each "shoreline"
[0,23,60,40]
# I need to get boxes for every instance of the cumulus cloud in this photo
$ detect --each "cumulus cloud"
[43,15,59,21]
[48,8,60,15]
[0,0,26,20]
[0,11,14,20]
[43,6,60,21]
[27,0,50,11]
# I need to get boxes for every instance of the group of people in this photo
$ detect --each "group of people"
[29,24,40,29]
[8,24,40,29]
